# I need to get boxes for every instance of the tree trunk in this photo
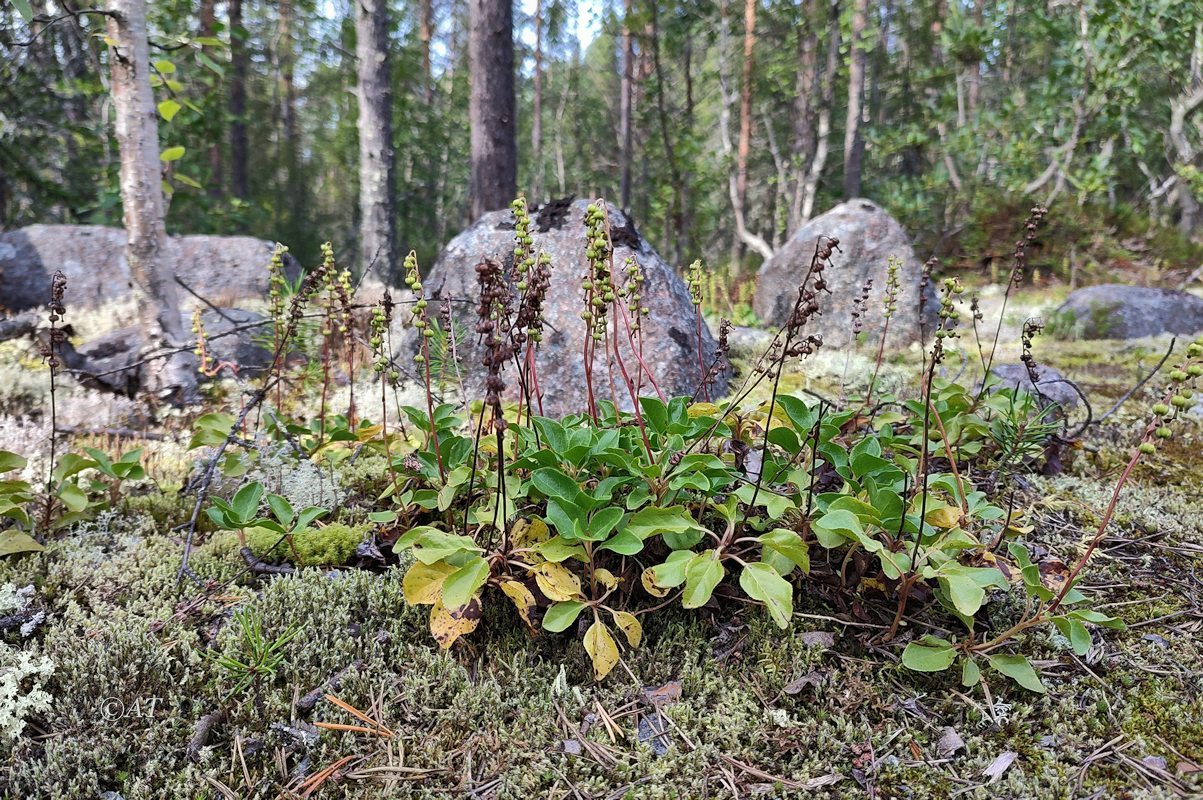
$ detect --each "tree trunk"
[800,0,841,222]
[789,0,819,234]
[843,0,869,199]
[420,0,434,102]
[719,0,774,262]
[468,0,517,219]
[619,0,634,211]
[736,0,756,213]
[199,0,223,197]
[229,0,249,200]
[277,0,301,234]
[356,0,396,283]
[532,0,544,202]
[105,0,197,403]
[649,0,685,264]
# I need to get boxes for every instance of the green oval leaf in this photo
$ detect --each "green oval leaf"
[901,636,957,672]
[988,653,1046,693]
[542,600,586,632]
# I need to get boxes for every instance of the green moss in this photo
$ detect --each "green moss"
[244,522,368,567]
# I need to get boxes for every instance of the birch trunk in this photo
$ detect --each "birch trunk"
[105,0,197,403]
[843,0,869,199]
[356,0,396,282]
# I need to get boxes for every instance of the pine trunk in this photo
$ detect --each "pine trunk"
[468,0,517,219]
[229,0,249,200]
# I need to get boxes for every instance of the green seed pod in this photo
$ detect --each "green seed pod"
[1156,426,1173,439]
[1172,395,1189,408]
[1189,365,1203,377]
[1152,403,1170,416]
[1139,442,1156,455]
[1170,370,1188,382]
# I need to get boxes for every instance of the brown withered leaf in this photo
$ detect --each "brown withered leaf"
[937,726,966,759]
[643,680,683,707]
[783,671,824,695]
[430,596,482,650]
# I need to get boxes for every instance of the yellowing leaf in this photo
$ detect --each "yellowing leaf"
[430,597,482,650]
[160,145,186,162]
[583,620,620,680]
[925,505,962,530]
[687,402,721,418]
[511,517,551,563]
[641,568,668,598]
[499,580,538,631]
[611,610,642,648]
[534,562,583,602]
[157,99,181,122]
[402,560,456,605]
[594,568,620,589]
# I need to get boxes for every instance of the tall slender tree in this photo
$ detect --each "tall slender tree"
[356,0,396,281]
[228,0,249,200]
[531,0,545,202]
[105,0,196,401]
[843,0,869,199]
[468,0,517,219]
[618,0,634,211]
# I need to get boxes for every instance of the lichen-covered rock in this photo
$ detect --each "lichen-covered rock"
[989,364,1082,410]
[753,199,936,347]
[0,224,301,313]
[409,199,729,416]
[1054,285,1203,339]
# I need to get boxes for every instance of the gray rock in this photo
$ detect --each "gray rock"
[55,308,273,397]
[724,325,775,359]
[989,364,1081,410]
[753,199,937,347]
[1055,285,1203,339]
[0,224,301,313]
[409,200,729,416]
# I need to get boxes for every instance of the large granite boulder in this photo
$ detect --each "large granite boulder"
[0,224,301,313]
[410,200,729,417]
[1055,285,1203,339]
[753,199,936,347]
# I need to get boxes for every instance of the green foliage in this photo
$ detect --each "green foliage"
[211,607,300,699]
[0,447,146,551]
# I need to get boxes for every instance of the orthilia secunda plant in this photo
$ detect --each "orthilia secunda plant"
[369,290,403,495]
[314,243,353,444]
[867,256,903,410]
[41,270,68,506]
[842,277,873,399]
[580,202,612,420]
[580,199,656,456]
[266,243,290,407]
[686,259,709,399]
[884,275,967,642]
[980,206,1048,389]
[404,249,445,481]
[510,197,552,421]
[1044,332,1203,611]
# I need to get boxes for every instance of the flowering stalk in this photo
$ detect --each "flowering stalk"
[865,256,901,410]
[369,292,401,495]
[404,250,445,481]
[686,260,708,400]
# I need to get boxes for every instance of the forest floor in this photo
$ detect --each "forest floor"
[2,286,1203,799]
